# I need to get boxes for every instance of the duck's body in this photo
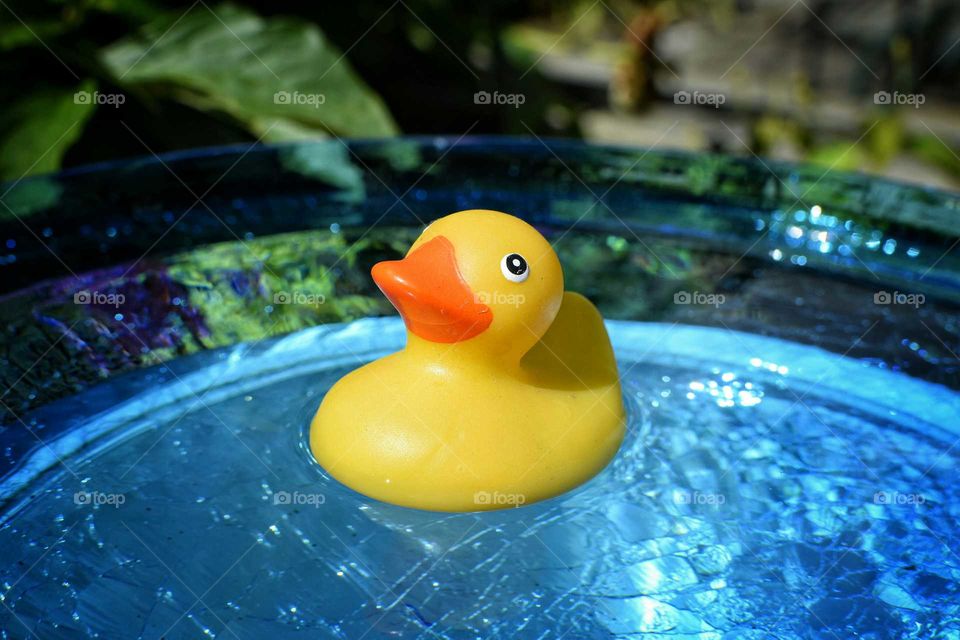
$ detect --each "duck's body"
[310,210,625,511]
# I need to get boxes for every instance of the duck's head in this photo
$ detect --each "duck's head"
[372,210,563,359]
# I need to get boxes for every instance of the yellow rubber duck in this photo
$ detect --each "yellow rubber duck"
[310,210,625,511]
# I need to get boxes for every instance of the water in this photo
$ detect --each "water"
[2,319,959,639]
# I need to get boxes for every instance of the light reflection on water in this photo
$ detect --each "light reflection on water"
[764,204,922,269]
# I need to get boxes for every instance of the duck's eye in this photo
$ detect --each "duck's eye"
[500,253,529,283]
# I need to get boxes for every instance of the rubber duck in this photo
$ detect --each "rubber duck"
[310,210,625,511]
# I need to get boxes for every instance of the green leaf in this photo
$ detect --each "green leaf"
[806,141,868,172]
[101,3,398,139]
[0,80,98,181]
[0,20,70,51]
[249,116,327,143]
[278,141,365,202]
[0,178,63,221]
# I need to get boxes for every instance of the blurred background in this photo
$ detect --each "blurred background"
[2,0,959,189]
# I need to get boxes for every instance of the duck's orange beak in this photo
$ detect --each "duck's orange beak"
[372,236,492,343]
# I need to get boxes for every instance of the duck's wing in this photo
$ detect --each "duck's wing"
[519,292,620,391]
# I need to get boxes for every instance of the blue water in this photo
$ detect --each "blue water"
[1,320,959,639]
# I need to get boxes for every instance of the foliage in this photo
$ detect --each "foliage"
[0,1,397,182]
[0,80,98,180]
[101,4,397,142]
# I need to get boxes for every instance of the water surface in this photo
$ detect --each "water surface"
[1,320,958,639]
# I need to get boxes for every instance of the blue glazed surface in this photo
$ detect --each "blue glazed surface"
[1,320,957,639]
